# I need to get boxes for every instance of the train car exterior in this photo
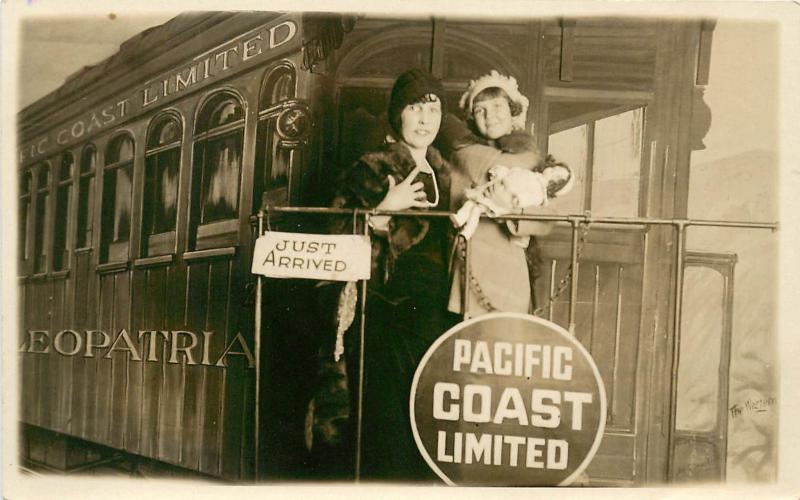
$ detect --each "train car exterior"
[16,12,745,485]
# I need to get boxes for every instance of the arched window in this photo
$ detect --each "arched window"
[255,65,297,209]
[260,65,296,109]
[52,152,74,271]
[33,162,51,273]
[76,146,96,249]
[143,114,182,256]
[19,170,32,269]
[191,91,244,249]
[101,134,134,263]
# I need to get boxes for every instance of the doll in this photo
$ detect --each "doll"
[451,163,573,244]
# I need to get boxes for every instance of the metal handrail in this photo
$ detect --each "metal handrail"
[252,206,779,230]
[251,206,778,482]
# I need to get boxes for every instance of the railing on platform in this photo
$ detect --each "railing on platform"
[252,206,777,483]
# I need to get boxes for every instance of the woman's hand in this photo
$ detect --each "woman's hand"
[376,168,430,211]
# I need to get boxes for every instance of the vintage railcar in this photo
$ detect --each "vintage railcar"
[17,12,734,484]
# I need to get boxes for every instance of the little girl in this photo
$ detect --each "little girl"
[440,70,570,317]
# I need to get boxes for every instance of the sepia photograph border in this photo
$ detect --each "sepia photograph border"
[2,0,799,498]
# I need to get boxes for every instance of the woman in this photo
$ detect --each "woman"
[328,69,458,481]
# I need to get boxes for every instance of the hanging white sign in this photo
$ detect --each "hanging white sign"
[251,231,371,281]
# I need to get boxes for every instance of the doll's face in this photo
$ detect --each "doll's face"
[485,175,521,210]
[472,95,514,140]
[399,96,442,151]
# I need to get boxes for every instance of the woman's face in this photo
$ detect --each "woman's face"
[472,95,513,139]
[399,96,442,151]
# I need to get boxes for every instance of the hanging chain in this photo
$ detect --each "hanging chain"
[458,219,590,315]
[458,237,498,313]
[533,219,590,317]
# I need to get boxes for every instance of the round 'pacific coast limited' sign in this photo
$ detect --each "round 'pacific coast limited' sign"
[410,313,606,486]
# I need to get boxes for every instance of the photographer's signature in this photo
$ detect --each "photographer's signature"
[729,397,776,418]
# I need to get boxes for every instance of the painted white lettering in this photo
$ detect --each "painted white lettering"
[492,387,529,425]
[54,329,83,356]
[504,435,526,467]
[101,105,116,124]
[176,65,198,91]
[201,56,212,79]
[242,34,263,61]
[546,439,569,469]
[432,382,460,421]
[142,86,158,107]
[464,433,491,465]
[553,345,573,380]
[469,341,493,374]
[169,330,198,365]
[37,137,48,154]
[103,329,142,361]
[214,332,255,368]
[71,121,85,138]
[87,112,103,133]
[83,330,110,357]
[530,389,561,428]
[138,330,160,361]
[563,391,593,430]
[493,342,513,375]
[463,384,491,423]
[525,437,546,468]
[201,331,213,365]
[215,46,238,71]
[453,339,471,372]
[437,430,453,463]
[27,330,51,354]
[56,129,69,145]
[269,20,297,49]
[116,99,129,116]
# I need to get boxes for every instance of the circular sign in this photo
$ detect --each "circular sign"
[410,313,606,486]
[277,106,311,140]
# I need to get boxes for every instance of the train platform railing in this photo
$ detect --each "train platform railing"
[251,206,778,482]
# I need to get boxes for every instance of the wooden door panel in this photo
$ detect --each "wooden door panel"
[585,432,637,484]
[535,225,646,480]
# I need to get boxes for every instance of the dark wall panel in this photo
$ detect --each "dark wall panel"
[125,268,149,454]
[92,273,116,444]
[139,267,167,458]
[198,260,231,476]
[180,261,210,470]
[109,271,132,449]
[157,264,188,465]
[52,278,70,434]
[543,20,658,91]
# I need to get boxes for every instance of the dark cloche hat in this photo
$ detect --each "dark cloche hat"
[387,68,445,134]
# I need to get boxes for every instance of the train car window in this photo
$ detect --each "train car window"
[191,92,244,249]
[33,163,51,274]
[76,146,96,249]
[547,103,645,217]
[100,134,135,263]
[143,115,182,256]
[260,66,296,109]
[52,153,74,271]
[336,87,390,175]
[255,65,296,208]
[19,170,32,269]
